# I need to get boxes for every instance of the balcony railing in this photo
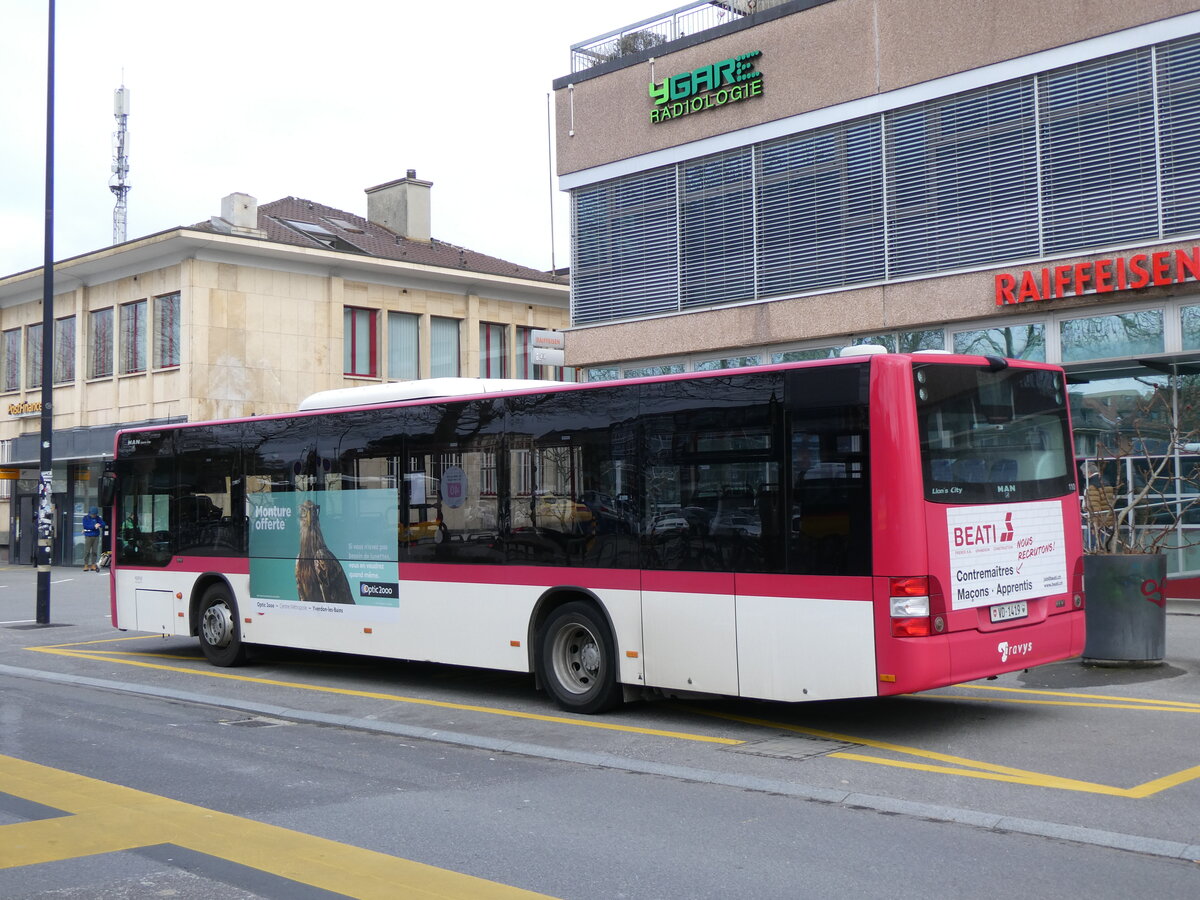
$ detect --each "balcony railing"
[570,2,762,74]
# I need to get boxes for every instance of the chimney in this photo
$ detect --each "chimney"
[210,192,265,237]
[365,170,432,242]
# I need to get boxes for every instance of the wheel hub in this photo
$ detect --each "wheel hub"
[201,603,233,649]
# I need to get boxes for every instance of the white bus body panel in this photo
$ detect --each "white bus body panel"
[736,595,876,701]
[115,569,647,686]
[642,590,739,696]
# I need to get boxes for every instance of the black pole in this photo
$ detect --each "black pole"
[36,0,55,624]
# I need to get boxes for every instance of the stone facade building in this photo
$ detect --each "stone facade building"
[0,173,568,564]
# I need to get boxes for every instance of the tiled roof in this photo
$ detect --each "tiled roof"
[193,196,567,286]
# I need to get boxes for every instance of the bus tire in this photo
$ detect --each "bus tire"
[538,600,622,714]
[197,584,248,667]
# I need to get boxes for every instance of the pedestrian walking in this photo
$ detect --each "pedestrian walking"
[82,507,106,571]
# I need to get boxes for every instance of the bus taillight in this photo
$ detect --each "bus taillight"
[890,576,931,637]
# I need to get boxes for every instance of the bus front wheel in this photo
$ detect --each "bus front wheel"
[538,601,622,714]
[198,585,248,667]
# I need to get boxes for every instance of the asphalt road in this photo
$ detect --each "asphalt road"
[0,566,1197,898]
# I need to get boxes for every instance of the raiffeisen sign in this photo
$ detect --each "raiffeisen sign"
[648,51,763,124]
[995,247,1200,306]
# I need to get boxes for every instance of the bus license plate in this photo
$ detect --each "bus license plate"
[989,600,1028,623]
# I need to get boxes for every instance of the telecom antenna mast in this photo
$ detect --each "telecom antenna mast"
[110,85,130,244]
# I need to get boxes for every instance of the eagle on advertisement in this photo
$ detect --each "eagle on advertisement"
[296,500,355,605]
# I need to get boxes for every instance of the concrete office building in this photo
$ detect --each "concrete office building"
[553,0,1200,579]
[0,173,568,565]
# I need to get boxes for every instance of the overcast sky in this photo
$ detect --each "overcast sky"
[0,0,659,278]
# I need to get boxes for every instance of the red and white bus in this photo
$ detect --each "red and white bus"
[103,351,1085,713]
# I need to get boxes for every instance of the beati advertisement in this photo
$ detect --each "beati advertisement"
[248,489,399,617]
[946,501,1067,610]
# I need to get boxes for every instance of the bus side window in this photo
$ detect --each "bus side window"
[786,366,871,577]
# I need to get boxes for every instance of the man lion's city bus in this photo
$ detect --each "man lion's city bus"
[103,349,1085,713]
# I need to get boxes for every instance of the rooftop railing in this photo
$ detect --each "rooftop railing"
[570,2,763,74]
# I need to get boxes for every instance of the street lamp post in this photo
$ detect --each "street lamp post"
[36,0,56,624]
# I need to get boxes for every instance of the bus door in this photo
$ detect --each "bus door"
[639,375,786,697]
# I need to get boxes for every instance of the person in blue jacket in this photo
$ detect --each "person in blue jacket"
[82,507,106,571]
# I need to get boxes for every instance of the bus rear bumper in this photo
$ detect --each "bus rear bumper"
[878,608,1085,696]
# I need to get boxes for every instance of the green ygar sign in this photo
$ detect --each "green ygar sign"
[648,50,762,124]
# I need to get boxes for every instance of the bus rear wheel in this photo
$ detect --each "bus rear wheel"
[538,601,622,714]
[198,585,248,667]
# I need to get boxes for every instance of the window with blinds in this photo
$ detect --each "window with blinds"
[54,316,75,383]
[758,117,885,296]
[2,329,19,392]
[89,308,113,379]
[120,300,146,375]
[1040,48,1158,254]
[388,312,419,381]
[153,293,180,369]
[681,149,754,308]
[887,78,1038,276]
[569,36,1200,327]
[1159,35,1200,236]
[572,168,679,325]
[25,324,42,389]
[430,316,460,378]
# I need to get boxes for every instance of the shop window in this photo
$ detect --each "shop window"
[1060,311,1164,363]
[343,306,377,377]
[773,347,837,364]
[952,324,1046,361]
[120,300,147,374]
[623,364,685,379]
[154,293,180,369]
[1181,305,1200,351]
[587,368,619,382]
[430,317,460,378]
[388,312,419,381]
[900,329,945,352]
[89,308,113,378]
[695,356,762,372]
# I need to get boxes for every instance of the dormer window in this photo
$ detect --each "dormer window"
[278,218,365,253]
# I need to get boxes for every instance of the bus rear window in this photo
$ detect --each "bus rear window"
[914,364,1075,503]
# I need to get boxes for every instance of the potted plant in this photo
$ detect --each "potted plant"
[1079,376,1200,665]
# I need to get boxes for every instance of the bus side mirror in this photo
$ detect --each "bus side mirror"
[99,472,116,508]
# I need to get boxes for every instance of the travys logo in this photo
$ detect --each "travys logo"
[997,640,1033,663]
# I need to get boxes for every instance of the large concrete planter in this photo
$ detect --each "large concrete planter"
[1082,554,1167,666]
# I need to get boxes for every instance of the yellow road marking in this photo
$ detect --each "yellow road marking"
[695,707,1200,797]
[26,639,743,746]
[0,754,550,898]
[956,683,1200,711]
[923,694,1199,713]
[27,639,1199,797]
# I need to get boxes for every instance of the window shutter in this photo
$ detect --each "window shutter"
[756,117,885,297]
[1040,48,1158,254]
[1159,35,1200,236]
[887,79,1038,276]
[572,167,679,324]
[681,149,754,308]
